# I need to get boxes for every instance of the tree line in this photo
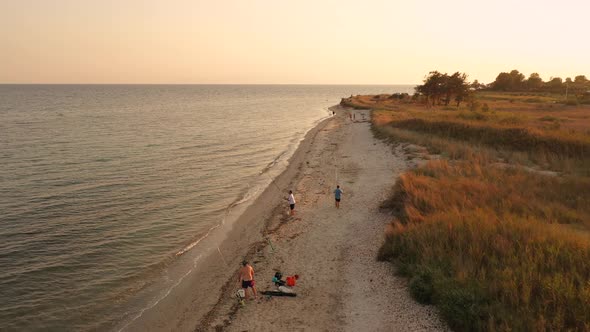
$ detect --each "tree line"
[490,70,590,96]
[413,70,590,107]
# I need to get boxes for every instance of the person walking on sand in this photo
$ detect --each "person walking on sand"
[334,185,343,208]
[239,260,257,300]
[287,190,296,216]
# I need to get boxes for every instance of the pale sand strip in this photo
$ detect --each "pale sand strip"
[199,107,448,331]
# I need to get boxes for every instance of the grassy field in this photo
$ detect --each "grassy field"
[357,93,590,176]
[349,92,590,331]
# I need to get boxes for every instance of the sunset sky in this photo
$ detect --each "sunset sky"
[1,0,588,84]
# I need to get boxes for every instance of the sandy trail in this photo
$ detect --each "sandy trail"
[203,108,447,331]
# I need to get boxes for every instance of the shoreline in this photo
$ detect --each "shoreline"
[121,108,338,331]
[195,105,343,329]
[197,106,448,331]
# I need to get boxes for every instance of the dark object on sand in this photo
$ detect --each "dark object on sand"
[261,290,297,297]
[273,271,285,286]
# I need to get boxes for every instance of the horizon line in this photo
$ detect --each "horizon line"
[0,83,419,86]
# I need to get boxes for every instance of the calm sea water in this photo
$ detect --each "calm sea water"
[0,84,414,330]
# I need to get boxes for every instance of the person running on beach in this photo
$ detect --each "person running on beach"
[238,261,257,300]
[287,190,296,216]
[334,185,343,208]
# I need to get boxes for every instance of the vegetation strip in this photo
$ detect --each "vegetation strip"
[344,74,590,330]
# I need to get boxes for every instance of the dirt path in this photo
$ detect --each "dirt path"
[204,108,447,331]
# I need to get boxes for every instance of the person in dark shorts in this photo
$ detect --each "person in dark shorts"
[334,185,343,208]
[288,190,296,216]
[238,260,257,300]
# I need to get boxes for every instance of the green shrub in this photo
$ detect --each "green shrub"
[409,269,435,304]
[438,284,489,331]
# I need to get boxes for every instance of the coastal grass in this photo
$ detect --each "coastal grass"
[370,107,590,176]
[357,92,590,330]
[347,92,590,134]
[378,160,590,331]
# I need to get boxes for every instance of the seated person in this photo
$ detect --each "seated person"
[272,271,285,287]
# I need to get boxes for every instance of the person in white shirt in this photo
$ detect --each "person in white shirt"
[287,190,296,216]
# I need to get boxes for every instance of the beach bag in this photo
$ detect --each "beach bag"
[286,276,296,287]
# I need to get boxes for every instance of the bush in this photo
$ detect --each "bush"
[481,103,490,112]
[438,284,489,331]
[409,269,435,304]
[390,93,410,100]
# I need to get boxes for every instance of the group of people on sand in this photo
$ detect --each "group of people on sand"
[238,185,344,300]
[286,184,343,216]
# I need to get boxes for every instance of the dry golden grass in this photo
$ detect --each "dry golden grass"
[363,91,590,331]
[362,94,590,176]
[379,160,590,331]
[344,92,590,134]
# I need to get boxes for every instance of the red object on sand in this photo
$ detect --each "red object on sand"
[286,276,296,287]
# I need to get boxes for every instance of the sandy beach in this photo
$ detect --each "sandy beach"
[191,107,448,331]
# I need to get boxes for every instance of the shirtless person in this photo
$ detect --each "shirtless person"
[238,260,257,300]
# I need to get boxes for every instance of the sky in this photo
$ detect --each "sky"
[1,0,589,84]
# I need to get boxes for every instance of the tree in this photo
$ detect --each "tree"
[574,75,588,84]
[547,77,564,92]
[491,70,526,91]
[526,73,543,91]
[415,71,447,106]
[470,80,484,90]
[571,75,589,97]
[509,70,526,91]
[447,72,470,107]
[492,72,512,91]
[415,71,470,107]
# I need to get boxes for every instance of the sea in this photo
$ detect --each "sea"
[0,84,414,330]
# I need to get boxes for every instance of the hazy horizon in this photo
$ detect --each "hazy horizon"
[2,0,589,85]
[0,83,418,86]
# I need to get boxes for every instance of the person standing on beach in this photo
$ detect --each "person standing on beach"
[239,261,257,300]
[287,190,296,216]
[334,185,343,208]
